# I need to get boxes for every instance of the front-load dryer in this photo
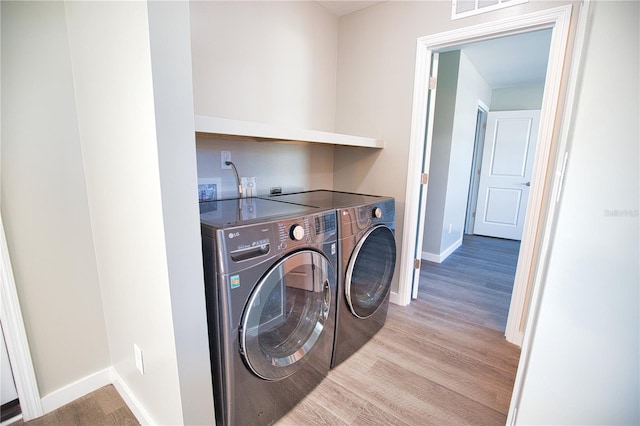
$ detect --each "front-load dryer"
[200,197,337,425]
[262,191,397,368]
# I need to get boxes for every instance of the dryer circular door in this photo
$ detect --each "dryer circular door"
[240,249,334,381]
[345,225,396,319]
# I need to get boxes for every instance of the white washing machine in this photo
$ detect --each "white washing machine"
[263,191,397,367]
[201,197,338,425]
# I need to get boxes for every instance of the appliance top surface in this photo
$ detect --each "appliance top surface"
[200,197,320,229]
[264,190,390,209]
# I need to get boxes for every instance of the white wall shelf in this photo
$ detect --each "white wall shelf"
[194,116,383,149]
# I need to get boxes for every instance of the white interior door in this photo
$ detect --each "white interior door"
[411,52,439,299]
[474,110,540,240]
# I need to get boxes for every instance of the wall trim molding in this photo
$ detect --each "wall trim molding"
[110,368,155,425]
[421,237,463,264]
[40,368,111,414]
[36,367,154,425]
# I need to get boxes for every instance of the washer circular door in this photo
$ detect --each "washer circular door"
[240,250,334,381]
[345,225,396,319]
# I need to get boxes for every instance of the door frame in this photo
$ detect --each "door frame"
[464,101,489,235]
[397,4,573,346]
[0,216,44,420]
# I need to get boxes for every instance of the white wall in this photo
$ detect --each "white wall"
[515,1,639,423]
[441,52,492,253]
[147,2,215,424]
[190,1,338,132]
[65,2,183,424]
[4,2,214,423]
[491,84,545,111]
[1,1,110,396]
[422,51,492,261]
[196,138,334,198]
[189,0,339,198]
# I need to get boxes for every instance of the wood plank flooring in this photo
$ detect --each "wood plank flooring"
[11,385,137,426]
[419,234,521,332]
[9,235,520,426]
[278,234,521,425]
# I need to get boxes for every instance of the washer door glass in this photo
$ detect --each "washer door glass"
[345,225,396,319]
[240,250,334,381]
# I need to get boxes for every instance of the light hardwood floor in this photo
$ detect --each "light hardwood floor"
[277,234,521,425]
[12,385,137,426]
[10,235,520,426]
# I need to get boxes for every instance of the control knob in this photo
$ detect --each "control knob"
[290,224,305,241]
[373,207,382,219]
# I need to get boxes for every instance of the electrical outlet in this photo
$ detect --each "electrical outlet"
[221,151,231,170]
[241,177,257,197]
[134,344,144,375]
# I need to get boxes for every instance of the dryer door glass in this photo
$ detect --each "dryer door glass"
[345,225,397,319]
[240,250,334,381]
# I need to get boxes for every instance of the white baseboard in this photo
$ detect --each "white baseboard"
[37,367,154,425]
[40,368,111,414]
[390,291,400,305]
[421,237,463,264]
[109,367,154,425]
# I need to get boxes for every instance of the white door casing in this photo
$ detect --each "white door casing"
[398,0,574,357]
[473,110,540,240]
[0,215,43,420]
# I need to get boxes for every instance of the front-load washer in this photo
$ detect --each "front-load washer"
[200,197,338,425]
[262,191,397,368]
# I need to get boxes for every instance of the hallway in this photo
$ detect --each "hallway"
[419,235,521,332]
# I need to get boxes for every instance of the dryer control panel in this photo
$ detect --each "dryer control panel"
[276,211,336,249]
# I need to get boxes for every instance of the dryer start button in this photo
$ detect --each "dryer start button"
[290,224,305,241]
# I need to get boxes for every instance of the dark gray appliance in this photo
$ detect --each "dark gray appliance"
[201,197,338,425]
[263,191,397,368]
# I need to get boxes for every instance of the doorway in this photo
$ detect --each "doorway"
[418,30,550,334]
[464,104,488,235]
[398,5,574,347]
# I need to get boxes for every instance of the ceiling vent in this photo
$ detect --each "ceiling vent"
[451,0,528,20]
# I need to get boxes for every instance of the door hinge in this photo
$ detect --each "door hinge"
[429,76,437,90]
[421,173,429,185]
[414,258,421,269]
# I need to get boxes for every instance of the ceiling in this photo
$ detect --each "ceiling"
[315,1,385,17]
[315,1,552,89]
[454,29,552,88]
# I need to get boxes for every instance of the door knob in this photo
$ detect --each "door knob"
[521,182,531,187]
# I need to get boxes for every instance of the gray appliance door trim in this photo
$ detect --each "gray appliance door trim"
[345,225,397,319]
[240,249,334,381]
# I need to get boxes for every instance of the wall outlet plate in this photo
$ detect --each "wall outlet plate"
[240,177,257,197]
[221,151,231,169]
